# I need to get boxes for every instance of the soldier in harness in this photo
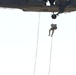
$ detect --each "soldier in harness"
[48,24,57,37]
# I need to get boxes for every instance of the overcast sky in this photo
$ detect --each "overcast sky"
[0,8,76,75]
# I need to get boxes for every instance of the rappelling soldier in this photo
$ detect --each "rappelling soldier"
[48,24,57,37]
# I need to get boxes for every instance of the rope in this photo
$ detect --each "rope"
[33,12,41,75]
[48,36,54,75]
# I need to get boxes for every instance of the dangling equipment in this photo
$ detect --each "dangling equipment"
[48,24,57,37]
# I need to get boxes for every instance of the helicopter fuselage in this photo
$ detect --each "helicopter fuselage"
[0,0,76,12]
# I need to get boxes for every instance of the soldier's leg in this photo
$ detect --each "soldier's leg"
[48,29,52,36]
[51,30,54,37]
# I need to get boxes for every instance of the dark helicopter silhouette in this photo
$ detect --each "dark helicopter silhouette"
[0,0,76,19]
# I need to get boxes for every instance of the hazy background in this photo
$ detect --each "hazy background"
[0,8,76,75]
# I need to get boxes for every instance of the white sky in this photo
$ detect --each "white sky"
[0,8,76,75]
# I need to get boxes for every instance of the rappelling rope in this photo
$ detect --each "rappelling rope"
[33,12,41,75]
[48,36,54,75]
[48,12,57,75]
[48,13,55,75]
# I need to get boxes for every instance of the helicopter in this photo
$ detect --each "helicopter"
[0,0,76,19]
